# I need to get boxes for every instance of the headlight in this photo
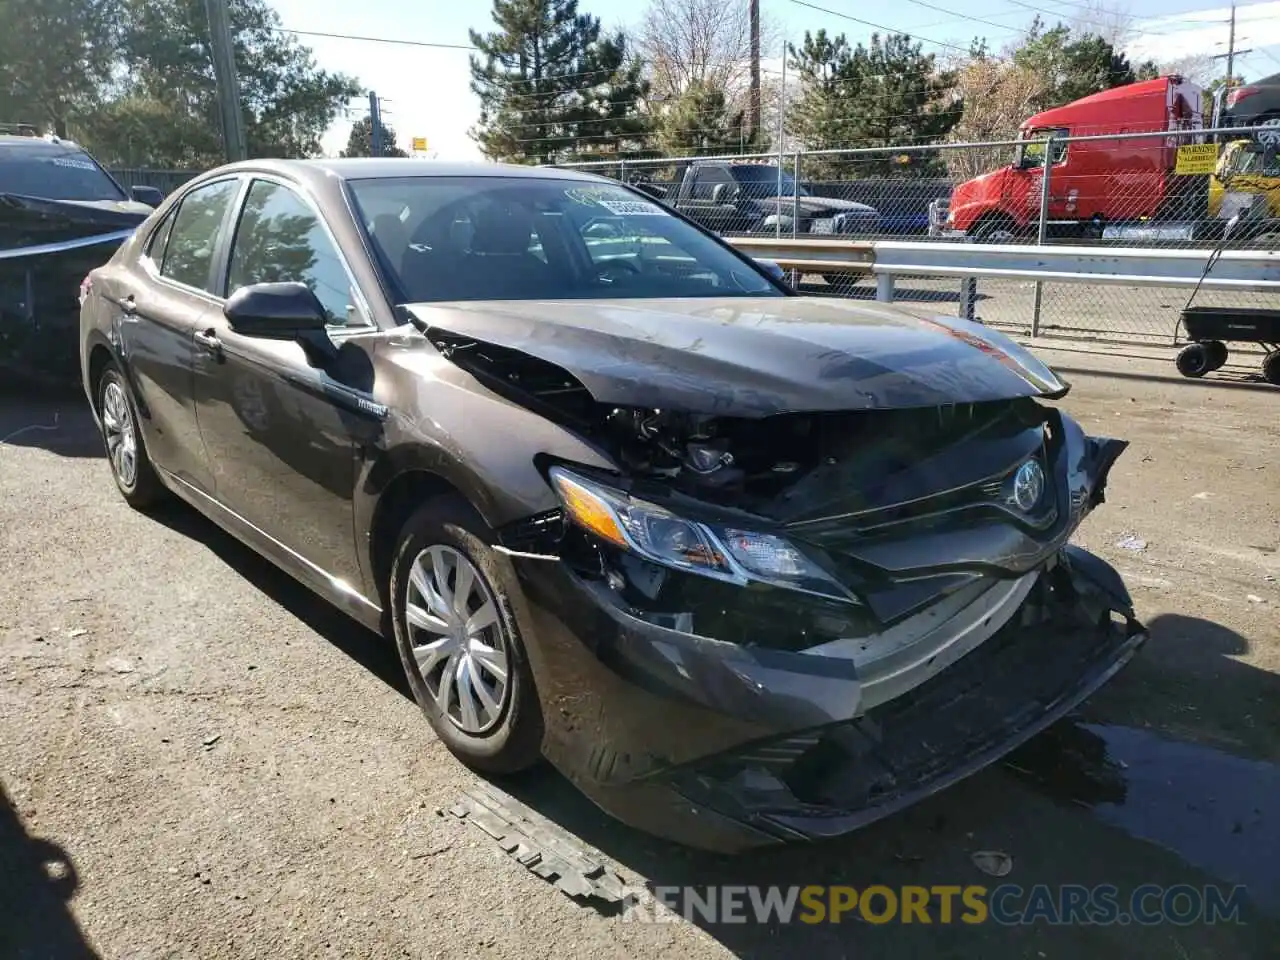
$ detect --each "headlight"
[549,467,857,603]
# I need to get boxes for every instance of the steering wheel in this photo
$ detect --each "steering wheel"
[596,259,641,283]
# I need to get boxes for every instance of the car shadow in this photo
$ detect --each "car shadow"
[0,784,99,959]
[0,392,103,459]
[144,500,412,701]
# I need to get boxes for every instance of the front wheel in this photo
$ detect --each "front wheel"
[389,495,544,774]
[822,272,861,287]
[1175,343,1211,378]
[96,363,165,509]
[969,217,1019,243]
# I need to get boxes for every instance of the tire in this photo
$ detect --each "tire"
[822,272,861,292]
[388,495,544,774]
[1204,340,1228,371]
[1263,350,1280,386]
[969,216,1018,243]
[1175,343,1211,378]
[95,362,165,509]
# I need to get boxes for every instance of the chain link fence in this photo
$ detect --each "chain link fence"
[558,125,1280,349]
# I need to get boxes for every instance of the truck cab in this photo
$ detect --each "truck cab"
[947,76,1206,241]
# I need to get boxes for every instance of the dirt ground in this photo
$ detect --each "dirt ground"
[1,343,1277,960]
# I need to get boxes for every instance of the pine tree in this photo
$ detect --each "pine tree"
[1012,18,1155,114]
[786,30,962,178]
[468,0,651,164]
[340,114,409,157]
[656,81,756,156]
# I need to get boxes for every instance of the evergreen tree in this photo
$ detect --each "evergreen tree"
[468,0,651,164]
[786,30,961,178]
[341,114,409,157]
[1012,18,1157,114]
[656,81,756,156]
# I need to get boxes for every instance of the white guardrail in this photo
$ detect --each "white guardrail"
[727,236,1280,333]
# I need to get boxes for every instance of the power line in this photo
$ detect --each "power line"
[280,27,476,52]
[783,0,978,54]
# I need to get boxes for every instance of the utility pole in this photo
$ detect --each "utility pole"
[749,0,761,144]
[204,0,247,163]
[369,91,384,157]
[1211,3,1250,117]
[1226,3,1237,89]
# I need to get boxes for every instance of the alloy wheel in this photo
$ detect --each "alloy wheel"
[405,545,511,734]
[101,380,138,489]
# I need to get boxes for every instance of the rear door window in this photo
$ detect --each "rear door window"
[160,179,240,293]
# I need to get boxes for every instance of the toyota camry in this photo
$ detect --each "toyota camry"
[79,160,1145,852]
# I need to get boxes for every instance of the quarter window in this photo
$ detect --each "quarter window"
[161,179,239,292]
[227,180,364,328]
[144,210,176,266]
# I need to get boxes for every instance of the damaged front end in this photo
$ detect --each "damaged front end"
[413,303,1144,852]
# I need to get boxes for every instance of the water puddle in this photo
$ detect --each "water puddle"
[1007,721,1280,912]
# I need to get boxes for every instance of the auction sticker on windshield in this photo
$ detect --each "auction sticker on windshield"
[597,199,667,216]
[564,186,667,216]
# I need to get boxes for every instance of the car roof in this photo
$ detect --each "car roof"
[195,157,614,191]
[0,134,88,153]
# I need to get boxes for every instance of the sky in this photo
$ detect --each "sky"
[263,0,1280,161]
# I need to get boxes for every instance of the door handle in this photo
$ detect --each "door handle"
[194,329,223,356]
[121,295,137,316]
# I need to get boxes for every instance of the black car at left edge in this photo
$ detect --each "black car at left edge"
[1,131,164,382]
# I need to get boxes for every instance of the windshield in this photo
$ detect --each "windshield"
[0,144,126,201]
[1224,143,1280,177]
[348,176,782,303]
[730,165,809,196]
[1014,129,1068,169]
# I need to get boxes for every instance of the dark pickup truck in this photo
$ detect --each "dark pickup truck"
[635,161,881,240]
[630,161,880,290]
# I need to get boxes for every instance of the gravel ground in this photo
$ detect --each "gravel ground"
[1,345,1278,959]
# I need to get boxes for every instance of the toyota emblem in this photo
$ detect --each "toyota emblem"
[1011,459,1045,512]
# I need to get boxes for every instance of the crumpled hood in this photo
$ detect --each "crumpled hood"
[1,193,149,252]
[407,297,1068,417]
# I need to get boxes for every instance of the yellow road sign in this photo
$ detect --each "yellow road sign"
[1175,143,1218,175]
[411,136,428,152]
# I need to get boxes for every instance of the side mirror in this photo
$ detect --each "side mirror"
[224,281,337,366]
[758,259,787,283]
[130,185,165,208]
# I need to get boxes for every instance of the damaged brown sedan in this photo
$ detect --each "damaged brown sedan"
[79,160,1145,853]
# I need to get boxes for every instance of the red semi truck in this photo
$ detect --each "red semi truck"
[943,76,1210,242]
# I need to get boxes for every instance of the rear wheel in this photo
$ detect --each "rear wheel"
[1263,350,1280,386]
[1204,340,1228,371]
[388,495,544,774]
[96,363,165,508]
